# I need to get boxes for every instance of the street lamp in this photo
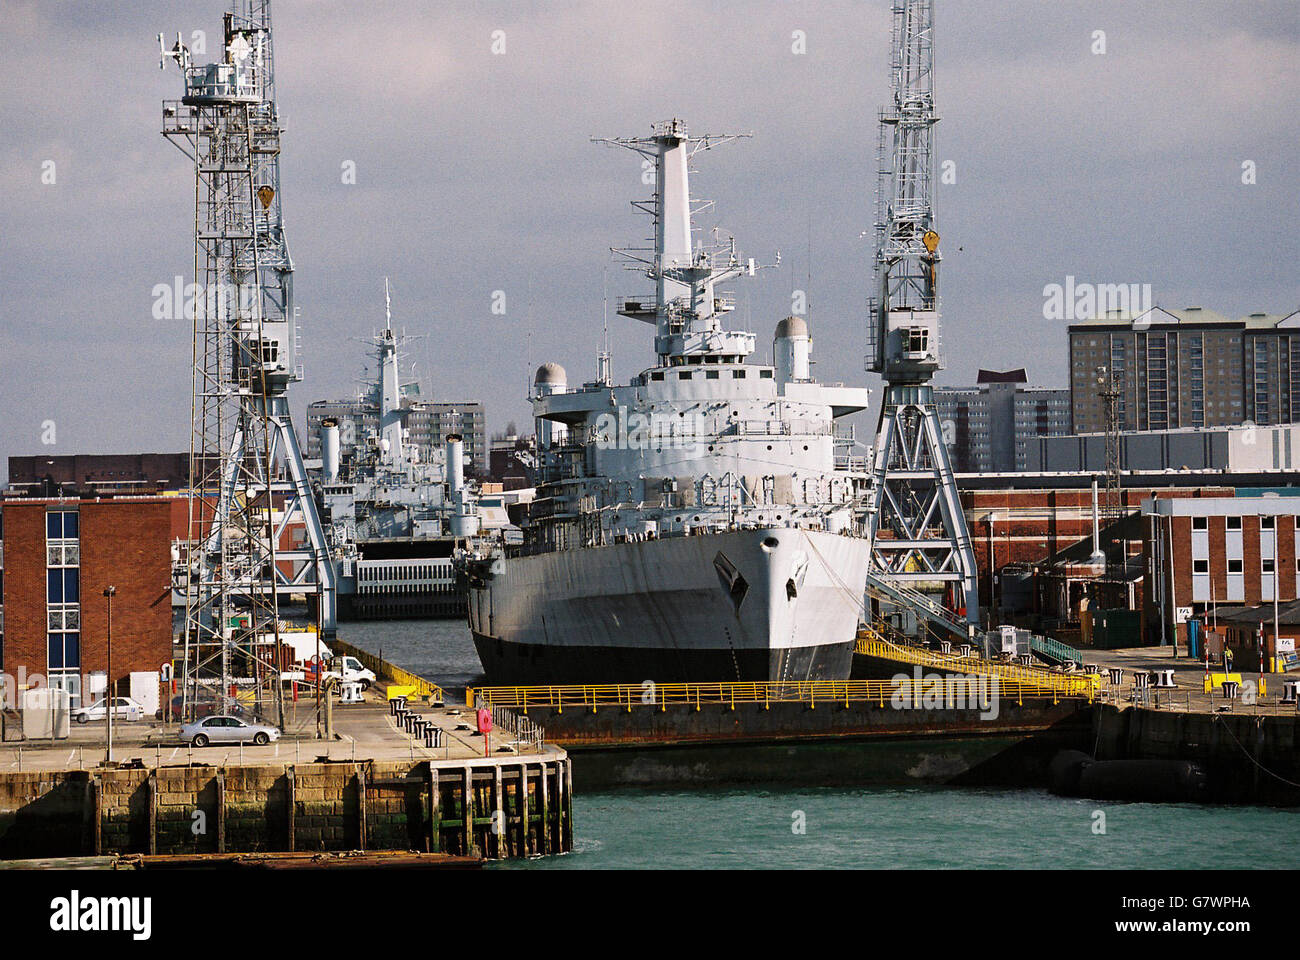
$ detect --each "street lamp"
[103,585,116,765]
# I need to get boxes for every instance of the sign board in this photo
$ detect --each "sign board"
[1176,607,1193,622]
[159,662,173,683]
[1277,638,1296,654]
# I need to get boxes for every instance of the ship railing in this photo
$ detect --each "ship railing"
[467,674,1095,713]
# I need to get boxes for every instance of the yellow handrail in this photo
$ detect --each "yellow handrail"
[854,632,1101,698]
[331,638,446,703]
[468,675,1093,712]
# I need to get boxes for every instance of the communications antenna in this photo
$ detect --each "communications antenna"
[865,0,979,625]
[1096,363,1124,554]
[161,0,337,723]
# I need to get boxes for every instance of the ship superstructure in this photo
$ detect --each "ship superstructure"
[320,285,502,618]
[463,120,874,684]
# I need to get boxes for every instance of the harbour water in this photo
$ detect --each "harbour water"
[343,620,1296,869]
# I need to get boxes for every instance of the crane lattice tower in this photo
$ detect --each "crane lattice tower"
[866,0,979,627]
[161,0,337,723]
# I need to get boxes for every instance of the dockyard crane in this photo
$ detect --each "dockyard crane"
[160,0,337,723]
[866,0,980,630]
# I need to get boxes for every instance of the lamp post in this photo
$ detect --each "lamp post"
[103,585,116,765]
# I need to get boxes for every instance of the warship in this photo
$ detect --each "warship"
[316,285,503,619]
[461,120,875,684]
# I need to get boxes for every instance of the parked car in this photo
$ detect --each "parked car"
[179,715,280,747]
[72,697,146,724]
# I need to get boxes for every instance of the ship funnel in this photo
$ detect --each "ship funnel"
[774,316,811,384]
[447,434,465,494]
[321,418,340,483]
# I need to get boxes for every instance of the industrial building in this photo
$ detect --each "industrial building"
[0,497,174,712]
[1029,422,1300,474]
[1068,306,1300,433]
[935,370,1070,473]
[959,482,1234,631]
[306,398,487,478]
[7,453,191,498]
[1144,493,1300,649]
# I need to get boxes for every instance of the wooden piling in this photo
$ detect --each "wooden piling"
[147,774,158,855]
[492,765,504,859]
[285,766,295,852]
[215,770,226,853]
[461,766,473,857]
[538,762,550,856]
[518,763,530,857]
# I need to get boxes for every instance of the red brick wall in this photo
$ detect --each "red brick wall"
[1,499,171,687]
[0,503,50,679]
[78,501,172,683]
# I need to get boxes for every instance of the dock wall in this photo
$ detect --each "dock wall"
[533,698,1091,789]
[1093,704,1300,805]
[0,754,572,861]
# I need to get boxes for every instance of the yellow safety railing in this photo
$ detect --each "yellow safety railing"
[854,631,1101,699]
[330,637,446,703]
[468,674,1093,713]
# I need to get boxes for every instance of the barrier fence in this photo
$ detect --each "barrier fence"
[468,675,1093,713]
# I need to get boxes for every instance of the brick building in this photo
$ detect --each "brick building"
[1144,494,1300,648]
[961,484,1237,632]
[0,497,173,710]
[7,453,191,497]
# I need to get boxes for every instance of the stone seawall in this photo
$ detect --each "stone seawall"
[1093,704,1300,805]
[0,754,572,861]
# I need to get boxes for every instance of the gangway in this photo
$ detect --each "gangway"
[865,570,973,646]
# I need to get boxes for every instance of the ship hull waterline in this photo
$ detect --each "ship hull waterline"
[467,526,870,686]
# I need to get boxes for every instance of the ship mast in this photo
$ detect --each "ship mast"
[593,119,773,365]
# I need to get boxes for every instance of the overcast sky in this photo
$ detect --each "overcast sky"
[2,0,1296,480]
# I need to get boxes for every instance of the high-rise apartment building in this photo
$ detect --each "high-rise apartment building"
[935,370,1071,473]
[1069,307,1300,433]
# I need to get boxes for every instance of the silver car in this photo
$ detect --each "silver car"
[180,715,280,747]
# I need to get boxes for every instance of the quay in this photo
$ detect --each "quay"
[466,635,1298,803]
[0,655,573,864]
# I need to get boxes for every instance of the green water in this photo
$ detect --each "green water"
[345,620,1297,870]
[505,785,1294,870]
